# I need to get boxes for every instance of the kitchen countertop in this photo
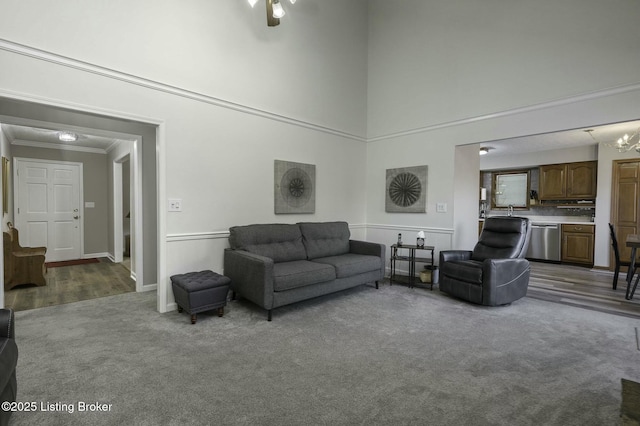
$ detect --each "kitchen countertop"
[480,216,594,225]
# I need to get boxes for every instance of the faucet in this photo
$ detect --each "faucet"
[507,205,514,216]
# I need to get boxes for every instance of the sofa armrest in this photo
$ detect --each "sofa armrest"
[350,240,386,278]
[0,309,14,339]
[439,250,473,264]
[349,240,385,258]
[223,249,275,310]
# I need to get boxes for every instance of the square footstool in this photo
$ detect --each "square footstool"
[170,270,231,324]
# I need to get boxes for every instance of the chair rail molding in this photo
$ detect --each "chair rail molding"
[166,223,369,243]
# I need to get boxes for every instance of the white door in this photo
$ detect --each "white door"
[15,159,82,262]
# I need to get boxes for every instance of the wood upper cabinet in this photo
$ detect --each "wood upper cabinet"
[539,161,597,200]
[561,224,594,265]
[566,162,597,198]
[539,164,566,199]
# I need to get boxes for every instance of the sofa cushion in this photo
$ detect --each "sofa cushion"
[298,221,350,259]
[273,260,336,291]
[311,253,381,279]
[228,224,306,263]
[442,260,483,285]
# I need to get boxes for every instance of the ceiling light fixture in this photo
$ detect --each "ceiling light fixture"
[250,0,297,27]
[272,0,286,18]
[58,131,78,142]
[479,147,490,156]
[586,128,640,153]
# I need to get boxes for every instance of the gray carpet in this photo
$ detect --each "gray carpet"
[10,282,640,425]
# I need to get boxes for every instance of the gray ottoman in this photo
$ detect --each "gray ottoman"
[170,270,231,324]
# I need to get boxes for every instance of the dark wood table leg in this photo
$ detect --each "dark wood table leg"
[626,247,638,300]
[630,274,640,300]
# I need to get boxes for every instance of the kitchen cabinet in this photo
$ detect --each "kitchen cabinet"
[561,224,594,265]
[539,161,597,200]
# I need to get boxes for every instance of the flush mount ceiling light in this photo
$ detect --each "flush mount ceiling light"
[479,147,490,156]
[585,128,640,154]
[58,131,78,142]
[249,0,297,27]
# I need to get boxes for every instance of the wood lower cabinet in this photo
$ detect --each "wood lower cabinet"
[561,224,594,265]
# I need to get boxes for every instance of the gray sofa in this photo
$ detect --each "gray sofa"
[224,221,385,321]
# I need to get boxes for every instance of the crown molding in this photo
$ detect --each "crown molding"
[0,38,365,143]
[367,82,640,143]
[3,39,638,146]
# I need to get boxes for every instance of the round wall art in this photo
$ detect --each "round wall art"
[274,160,316,214]
[385,165,428,213]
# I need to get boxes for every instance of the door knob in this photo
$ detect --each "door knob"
[73,215,79,219]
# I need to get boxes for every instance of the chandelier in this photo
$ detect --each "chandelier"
[585,128,640,153]
[249,0,297,27]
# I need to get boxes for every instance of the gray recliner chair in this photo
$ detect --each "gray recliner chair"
[0,309,17,426]
[439,216,532,306]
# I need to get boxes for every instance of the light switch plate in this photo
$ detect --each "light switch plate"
[168,199,182,212]
[436,202,447,213]
[85,201,95,208]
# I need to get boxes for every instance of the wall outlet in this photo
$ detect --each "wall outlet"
[168,199,182,212]
[436,202,447,213]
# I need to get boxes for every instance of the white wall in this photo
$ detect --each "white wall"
[367,0,640,139]
[0,0,367,138]
[366,0,640,270]
[0,1,370,311]
[1,1,639,310]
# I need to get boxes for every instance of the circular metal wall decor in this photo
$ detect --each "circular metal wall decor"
[274,160,316,214]
[280,167,313,208]
[385,165,428,213]
[388,172,421,207]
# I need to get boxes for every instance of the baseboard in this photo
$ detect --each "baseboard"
[140,283,157,292]
[83,252,110,260]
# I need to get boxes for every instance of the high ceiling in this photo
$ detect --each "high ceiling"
[479,119,640,156]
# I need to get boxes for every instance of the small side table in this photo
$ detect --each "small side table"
[390,244,435,289]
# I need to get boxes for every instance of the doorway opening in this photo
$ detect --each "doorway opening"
[0,95,159,311]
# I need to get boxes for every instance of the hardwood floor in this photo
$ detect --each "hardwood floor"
[5,257,638,317]
[4,257,135,312]
[527,260,640,319]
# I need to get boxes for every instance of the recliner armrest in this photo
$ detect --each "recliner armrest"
[0,309,14,339]
[440,250,473,264]
[482,258,530,279]
[482,258,531,305]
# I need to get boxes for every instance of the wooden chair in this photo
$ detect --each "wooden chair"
[3,226,47,290]
[609,223,639,290]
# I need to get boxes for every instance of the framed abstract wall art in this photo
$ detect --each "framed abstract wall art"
[385,165,427,213]
[274,160,316,214]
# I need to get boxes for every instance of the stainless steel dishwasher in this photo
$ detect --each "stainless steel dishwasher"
[526,223,561,261]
